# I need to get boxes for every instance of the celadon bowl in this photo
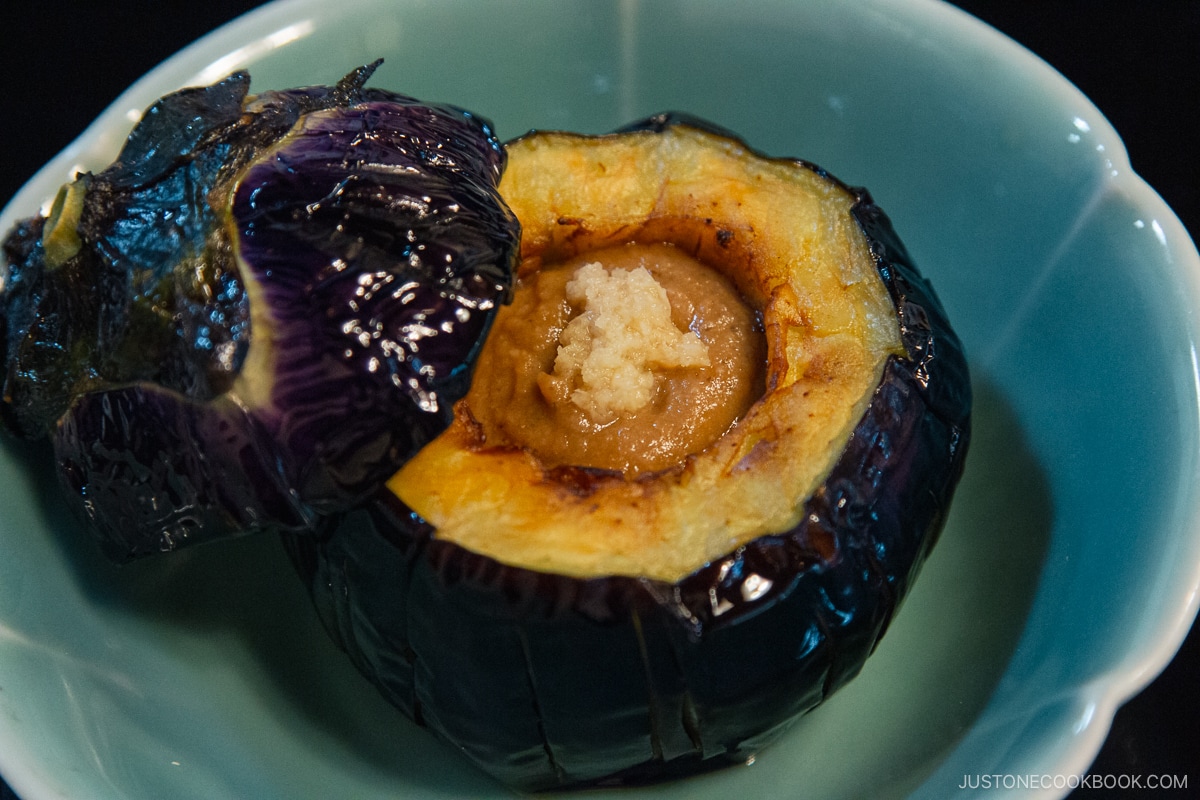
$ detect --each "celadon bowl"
[1,1,1198,798]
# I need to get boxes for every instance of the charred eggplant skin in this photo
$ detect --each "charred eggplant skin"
[0,64,519,561]
[289,115,970,790]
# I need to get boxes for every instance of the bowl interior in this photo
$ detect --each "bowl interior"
[2,1,1199,798]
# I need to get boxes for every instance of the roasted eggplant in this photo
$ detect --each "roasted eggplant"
[0,64,519,561]
[288,115,972,790]
[3,64,969,789]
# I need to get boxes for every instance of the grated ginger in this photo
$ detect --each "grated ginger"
[552,261,710,421]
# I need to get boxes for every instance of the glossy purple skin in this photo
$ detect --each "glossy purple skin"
[1,65,520,561]
[231,101,515,509]
[288,118,971,791]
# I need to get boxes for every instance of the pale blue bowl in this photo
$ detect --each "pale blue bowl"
[2,1,1198,798]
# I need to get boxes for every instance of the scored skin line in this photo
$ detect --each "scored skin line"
[630,608,667,763]
[515,625,565,783]
[404,525,429,728]
[658,620,705,755]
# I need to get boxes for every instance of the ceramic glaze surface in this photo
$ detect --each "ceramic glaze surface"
[1,1,1198,799]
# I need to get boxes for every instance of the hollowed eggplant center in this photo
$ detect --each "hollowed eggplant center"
[387,124,906,581]
[465,242,766,476]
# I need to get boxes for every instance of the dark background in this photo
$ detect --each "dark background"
[0,2,1196,798]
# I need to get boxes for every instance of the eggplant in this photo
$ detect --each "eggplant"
[287,115,971,790]
[0,64,520,561]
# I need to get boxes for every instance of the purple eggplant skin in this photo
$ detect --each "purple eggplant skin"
[228,99,515,507]
[1,63,519,561]
[285,115,971,791]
